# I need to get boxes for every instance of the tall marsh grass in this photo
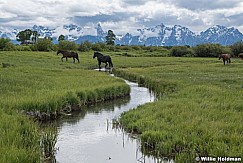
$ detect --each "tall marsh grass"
[0,51,130,161]
[0,51,130,115]
[116,57,243,161]
[40,127,58,162]
[0,109,40,163]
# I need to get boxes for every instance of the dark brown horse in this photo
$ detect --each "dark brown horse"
[57,50,80,63]
[219,54,231,65]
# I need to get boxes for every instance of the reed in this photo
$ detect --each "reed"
[0,51,130,161]
[116,57,243,160]
[40,127,58,161]
[0,109,40,163]
[0,51,130,116]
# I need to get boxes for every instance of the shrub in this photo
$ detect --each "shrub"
[106,45,115,51]
[58,40,77,51]
[78,41,92,52]
[170,46,195,57]
[34,39,54,51]
[0,38,13,50]
[193,43,229,57]
[229,41,243,57]
[3,42,16,51]
[15,45,32,51]
[131,45,141,51]
[92,43,103,51]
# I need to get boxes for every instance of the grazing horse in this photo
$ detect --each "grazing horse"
[93,52,113,70]
[57,50,80,63]
[219,54,231,65]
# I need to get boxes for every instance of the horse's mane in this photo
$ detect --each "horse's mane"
[58,49,67,52]
[95,52,104,56]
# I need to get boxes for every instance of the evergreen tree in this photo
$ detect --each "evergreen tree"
[58,34,65,42]
[105,30,116,45]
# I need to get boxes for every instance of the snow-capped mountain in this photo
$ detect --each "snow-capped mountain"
[1,24,243,46]
[115,24,198,46]
[32,24,83,43]
[135,24,199,46]
[199,25,243,45]
[0,27,19,44]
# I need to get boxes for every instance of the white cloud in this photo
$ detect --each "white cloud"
[0,0,243,34]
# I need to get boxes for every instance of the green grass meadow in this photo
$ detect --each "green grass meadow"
[115,57,243,161]
[1,50,243,162]
[0,51,130,162]
[0,51,130,113]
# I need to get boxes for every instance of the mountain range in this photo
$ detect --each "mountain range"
[0,23,243,46]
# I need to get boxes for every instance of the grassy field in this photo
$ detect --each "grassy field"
[0,109,40,163]
[0,51,130,114]
[114,57,243,161]
[1,50,243,162]
[0,51,130,162]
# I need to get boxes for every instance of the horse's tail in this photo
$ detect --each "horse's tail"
[76,52,80,63]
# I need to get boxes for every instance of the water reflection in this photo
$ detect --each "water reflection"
[55,95,130,127]
[54,80,169,163]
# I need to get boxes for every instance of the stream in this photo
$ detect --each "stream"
[54,74,168,163]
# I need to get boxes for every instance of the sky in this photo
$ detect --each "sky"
[0,0,243,35]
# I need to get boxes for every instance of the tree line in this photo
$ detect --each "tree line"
[0,28,243,57]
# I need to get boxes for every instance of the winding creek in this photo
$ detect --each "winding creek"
[53,74,165,163]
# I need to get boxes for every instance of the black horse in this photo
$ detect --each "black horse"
[57,50,80,63]
[219,54,231,65]
[93,52,113,70]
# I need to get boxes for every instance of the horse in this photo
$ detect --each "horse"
[93,51,113,70]
[57,50,80,63]
[219,54,231,65]
[238,53,243,60]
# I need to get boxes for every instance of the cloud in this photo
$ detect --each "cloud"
[121,0,147,6]
[0,0,243,34]
[72,12,134,25]
[168,0,242,10]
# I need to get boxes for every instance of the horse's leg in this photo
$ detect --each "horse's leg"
[223,59,225,65]
[108,61,112,68]
[77,57,80,63]
[61,57,65,62]
[105,62,108,69]
[98,61,101,70]
[73,57,75,63]
[66,57,68,62]
[229,58,231,63]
